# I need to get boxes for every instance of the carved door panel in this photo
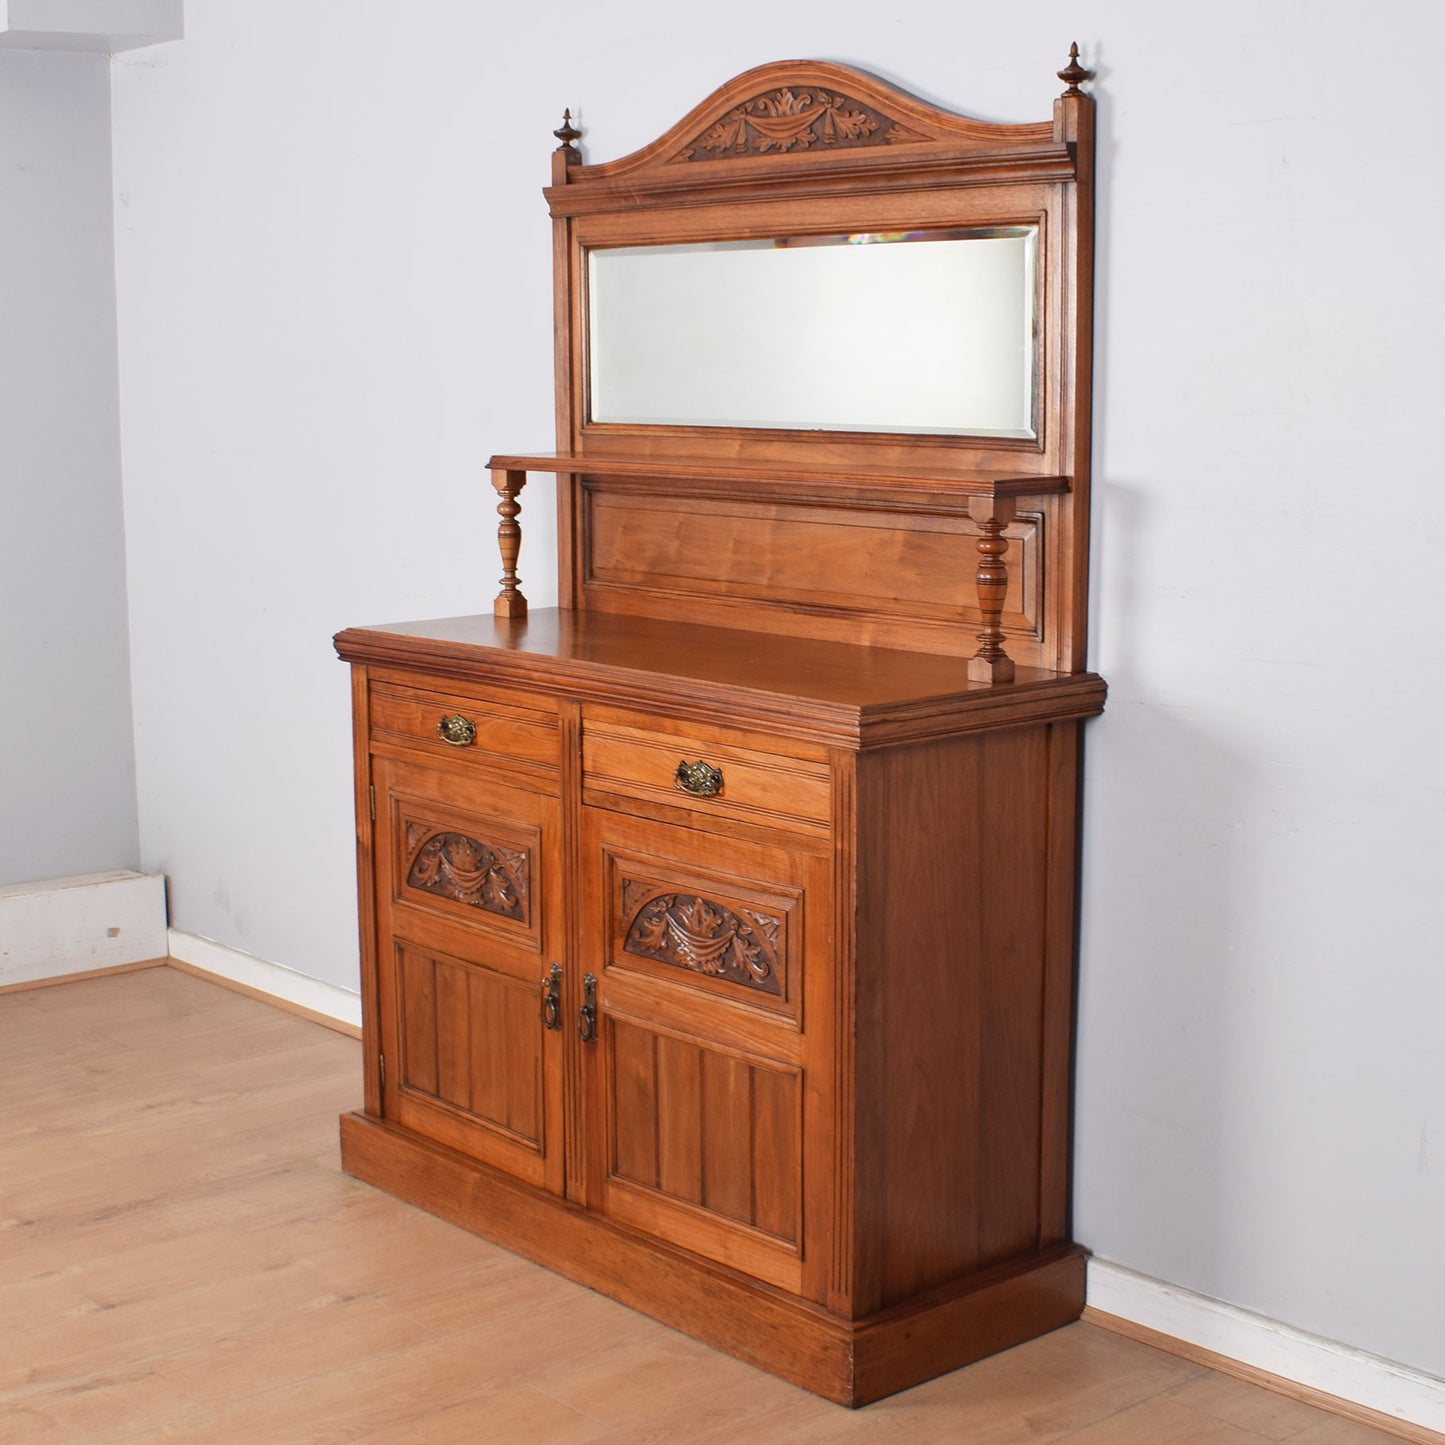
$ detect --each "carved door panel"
[579,806,833,1299]
[373,755,564,1195]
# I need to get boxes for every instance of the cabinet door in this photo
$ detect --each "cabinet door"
[580,807,831,1298]
[373,754,564,1195]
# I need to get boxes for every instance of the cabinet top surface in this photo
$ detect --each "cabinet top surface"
[336,610,1104,745]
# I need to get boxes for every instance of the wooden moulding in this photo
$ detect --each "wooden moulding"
[334,610,1108,753]
[540,58,1077,214]
[340,1110,1086,1407]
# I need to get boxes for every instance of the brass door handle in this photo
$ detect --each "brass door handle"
[578,973,598,1044]
[674,759,723,797]
[541,963,562,1031]
[437,714,477,747]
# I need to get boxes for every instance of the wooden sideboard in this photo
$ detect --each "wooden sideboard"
[337,51,1104,1406]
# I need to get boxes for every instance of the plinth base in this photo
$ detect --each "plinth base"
[340,1110,1085,1407]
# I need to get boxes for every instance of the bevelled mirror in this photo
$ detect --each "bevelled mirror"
[587,225,1039,438]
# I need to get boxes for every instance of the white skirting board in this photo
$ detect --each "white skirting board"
[166,928,362,1032]
[0,870,168,986]
[1087,1259,1445,1435]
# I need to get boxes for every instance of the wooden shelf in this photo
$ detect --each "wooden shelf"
[487,450,1070,500]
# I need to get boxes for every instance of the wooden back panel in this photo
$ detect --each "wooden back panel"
[575,474,1051,662]
[543,58,1094,671]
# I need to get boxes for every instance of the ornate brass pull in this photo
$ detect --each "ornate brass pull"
[541,962,562,1031]
[674,759,723,797]
[437,714,477,748]
[578,973,598,1044]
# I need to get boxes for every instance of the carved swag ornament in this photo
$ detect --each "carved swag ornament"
[674,87,920,161]
[405,824,529,923]
[622,883,782,996]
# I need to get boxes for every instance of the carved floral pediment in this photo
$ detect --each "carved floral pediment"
[546,59,1069,200]
[672,86,922,162]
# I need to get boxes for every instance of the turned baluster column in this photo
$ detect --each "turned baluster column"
[966,494,1017,684]
[490,466,528,619]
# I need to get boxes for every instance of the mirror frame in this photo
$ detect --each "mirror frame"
[538,58,1095,671]
[584,224,1043,440]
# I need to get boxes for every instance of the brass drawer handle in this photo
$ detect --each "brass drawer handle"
[437,714,477,748]
[674,759,723,797]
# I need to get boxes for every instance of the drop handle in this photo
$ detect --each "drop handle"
[674,759,723,797]
[541,963,562,1031]
[437,714,477,747]
[578,973,598,1044]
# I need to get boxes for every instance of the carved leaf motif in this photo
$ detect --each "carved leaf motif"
[814,92,878,145]
[633,900,671,953]
[730,930,768,980]
[481,870,514,913]
[621,887,782,996]
[406,830,529,923]
[677,896,722,936]
[761,88,810,116]
[493,843,527,882]
[740,908,781,952]
[698,111,752,154]
[622,878,654,917]
[674,88,909,162]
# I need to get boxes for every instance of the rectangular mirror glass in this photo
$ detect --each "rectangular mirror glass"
[587,226,1038,438]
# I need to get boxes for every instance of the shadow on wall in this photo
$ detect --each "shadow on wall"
[1075,475,1260,1299]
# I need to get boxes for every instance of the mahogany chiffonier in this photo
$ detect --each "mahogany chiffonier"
[335,49,1105,1406]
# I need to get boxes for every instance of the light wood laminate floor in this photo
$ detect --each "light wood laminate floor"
[0,968,1417,1443]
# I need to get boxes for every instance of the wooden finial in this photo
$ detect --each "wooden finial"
[553,108,582,151]
[1057,42,1091,96]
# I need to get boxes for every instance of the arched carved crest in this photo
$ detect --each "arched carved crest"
[546,58,1078,207]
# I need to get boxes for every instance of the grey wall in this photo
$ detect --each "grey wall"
[108,0,1445,1380]
[0,49,138,884]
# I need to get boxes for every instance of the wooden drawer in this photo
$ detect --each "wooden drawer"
[581,705,831,836]
[369,675,558,775]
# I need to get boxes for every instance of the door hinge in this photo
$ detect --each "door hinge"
[369,783,375,820]
[378,1052,386,1088]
